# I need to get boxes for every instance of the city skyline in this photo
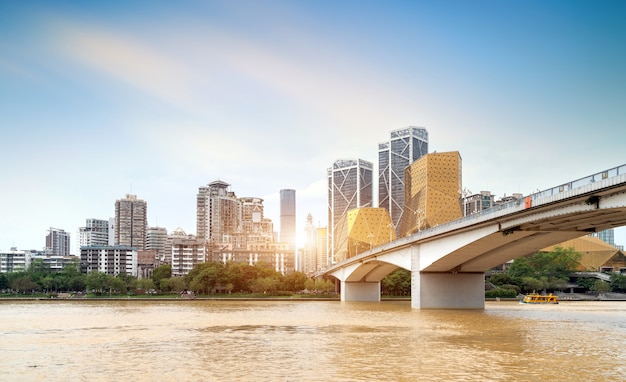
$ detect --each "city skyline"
[1,1,626,250]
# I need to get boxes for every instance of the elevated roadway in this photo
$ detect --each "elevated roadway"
[321,164,626,309]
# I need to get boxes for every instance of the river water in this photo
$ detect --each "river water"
[0,299,624,381]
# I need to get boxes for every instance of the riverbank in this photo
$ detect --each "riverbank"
[2,293,625,302]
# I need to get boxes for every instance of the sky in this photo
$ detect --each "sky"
[1,0,625,252]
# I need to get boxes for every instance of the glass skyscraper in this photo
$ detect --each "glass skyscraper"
[279,189,296,253]
[327,159,373,263]
[378,127,428,234]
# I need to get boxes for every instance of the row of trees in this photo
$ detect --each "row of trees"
[0,259,338,296]
[487,246,626,297]
[7,247,622,298]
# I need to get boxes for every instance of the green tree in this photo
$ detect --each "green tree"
[609,273,626,292]
[165,277,187,292]
[58,258,85,292]
[152,264,172,289]
[0,272,8,290]
[27,258,50,285]
[85,272,109,293]
[249,275,284,294]
[590,279,611,292]
[520,276,546,293]
[310,278,336,293]
[575,276,596,291]
[187,262,225,294]
[508,257,533,279]
[382,268,411,296]
[136,278,155,292]
[508,247,581,292]
[223,262,253,293]
[488,273,522,287]
[11,275,41,293]
[115,273,137,293]
[282,271,308,292]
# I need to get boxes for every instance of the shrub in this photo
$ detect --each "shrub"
[485,288,517,298]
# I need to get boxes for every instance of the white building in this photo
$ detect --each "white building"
[80,246,138,276]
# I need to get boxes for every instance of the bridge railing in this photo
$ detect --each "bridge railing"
[409,163,626,239]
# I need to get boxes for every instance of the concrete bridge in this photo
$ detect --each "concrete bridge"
[321,164,626,309]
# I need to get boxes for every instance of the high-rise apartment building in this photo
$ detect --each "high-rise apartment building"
[197,180,239,244]
[398,151,462,237]
[146,226,168,263]
[327,159,373,264]
[78,219,111,248]
[46,227,71,257]
[280,189,296,251]
[114,194,147,250]
[196,180,293,273]
[378,127,428,234]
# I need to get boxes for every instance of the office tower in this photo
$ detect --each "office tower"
[114,194,148,250]
[46,227,71,257]
[280,189,296,251]
[196,180,238,244]
[327,159,373,263]
[399,151,462,237]
[378,127,428,234]
[302,213,318,274]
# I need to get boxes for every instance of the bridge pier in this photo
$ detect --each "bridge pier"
[340,281,381,302]
[412,272,485,309]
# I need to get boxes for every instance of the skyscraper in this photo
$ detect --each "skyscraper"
[302,212,318,274]
[280,189,296,251]
[327,159,373,263]
[196,180,239,244]
[378,126,428,234]
[196,181,290,272]
[114,194,148,250]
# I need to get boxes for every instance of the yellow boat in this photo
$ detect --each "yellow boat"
[521,293,559,304]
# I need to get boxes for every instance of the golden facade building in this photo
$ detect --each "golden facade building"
[399,151,463,237]
[334,207,396,262]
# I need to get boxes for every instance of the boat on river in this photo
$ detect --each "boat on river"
[520,293,559,304]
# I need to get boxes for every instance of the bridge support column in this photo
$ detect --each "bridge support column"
[411,272,485,309]
[340,281,380,302]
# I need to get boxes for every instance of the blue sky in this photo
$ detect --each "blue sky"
[1,0,625,251]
